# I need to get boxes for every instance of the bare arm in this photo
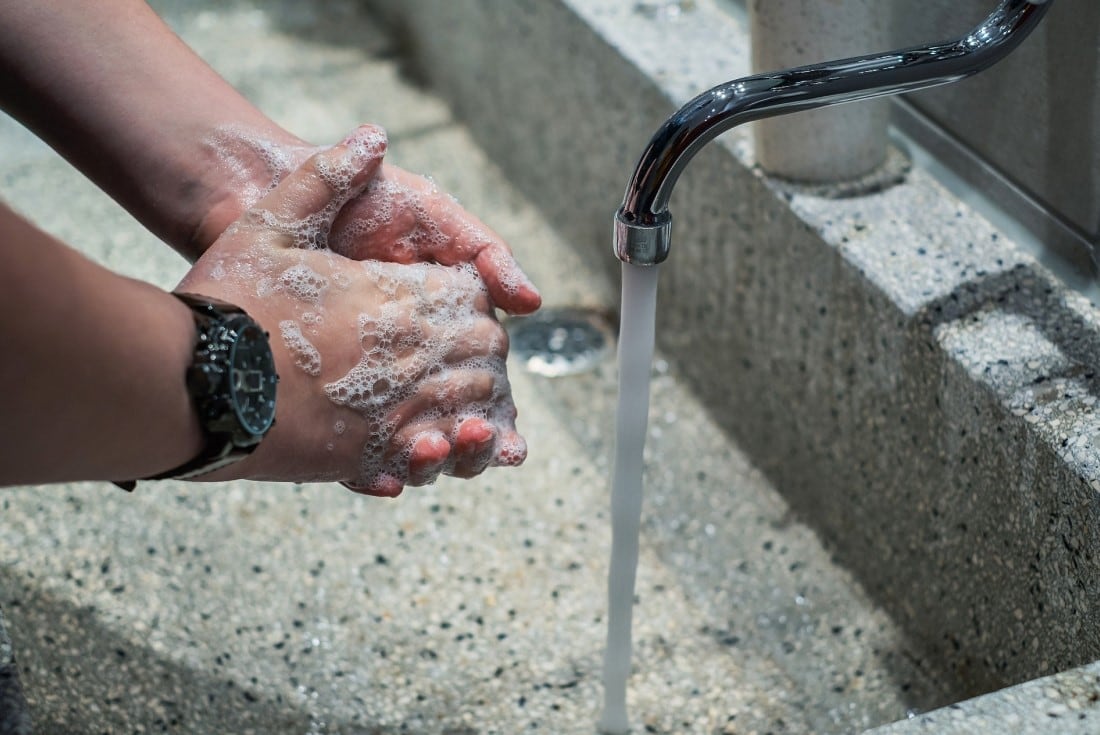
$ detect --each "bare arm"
[0,1,541,315]
[0,202,203,484]
[0,133,527,493]
[0,0,306,259]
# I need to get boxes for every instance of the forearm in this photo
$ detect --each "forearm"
[0,203,202,485]
[0,0,305,259]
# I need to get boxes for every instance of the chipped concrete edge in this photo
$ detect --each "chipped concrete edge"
[361,0,1100,731]
[864,661,1100,735]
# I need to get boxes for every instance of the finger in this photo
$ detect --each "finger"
[492,429,528,467]
[250,125,387,246]
[341,472,404,498]
[473,397,526,468]
[384,369,496,430]
[405,430,451,486]
[449,417,497,479]
[331,167,541,314]
[473,244,542,316]
[429,204,541,315]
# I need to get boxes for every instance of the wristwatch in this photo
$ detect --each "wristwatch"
[114,293,278,490]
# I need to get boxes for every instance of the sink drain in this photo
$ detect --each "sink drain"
[506,307,616,377]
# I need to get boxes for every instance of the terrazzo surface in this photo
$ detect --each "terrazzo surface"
[0,1,957,733]
[867,661,1100,735]
[358,0,1100,731]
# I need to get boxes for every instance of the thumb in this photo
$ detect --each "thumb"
[250,125,387,248]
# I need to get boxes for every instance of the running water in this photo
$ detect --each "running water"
[599,262,660,734]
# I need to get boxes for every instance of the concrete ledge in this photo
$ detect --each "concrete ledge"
[2,0,1095,730]
[365,0,1100,723]
[867,661,1100,734]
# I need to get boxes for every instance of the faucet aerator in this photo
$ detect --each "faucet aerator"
[614,209,672,266]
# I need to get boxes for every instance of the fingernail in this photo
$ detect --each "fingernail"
[466,422,494,445]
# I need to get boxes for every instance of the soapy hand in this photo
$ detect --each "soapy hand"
[179,127,526,495]
[194,124,541,316]
[326,161,542,315]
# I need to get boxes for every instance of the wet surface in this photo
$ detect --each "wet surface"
[507,308,617,377]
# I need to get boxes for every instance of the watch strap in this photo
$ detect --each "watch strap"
[113,293,275,490]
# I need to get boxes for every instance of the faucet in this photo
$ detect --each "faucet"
[613,0,1053,266]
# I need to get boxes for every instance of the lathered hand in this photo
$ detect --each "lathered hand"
[180,127,526,495]
[195,124,541,316]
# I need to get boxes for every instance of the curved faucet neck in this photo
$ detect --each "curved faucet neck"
[615,0,1053,265]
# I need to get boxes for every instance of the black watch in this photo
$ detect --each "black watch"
[114,293,278,490]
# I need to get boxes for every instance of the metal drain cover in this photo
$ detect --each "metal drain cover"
[506,307,616,377]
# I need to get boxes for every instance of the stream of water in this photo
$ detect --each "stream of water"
[599,262,660,734]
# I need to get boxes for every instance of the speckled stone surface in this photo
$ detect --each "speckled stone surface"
[865,660,1100,734]
[0,610,31,735]
[3,0,1099,731]
[363,0,1100,730]
[0,1,974,733]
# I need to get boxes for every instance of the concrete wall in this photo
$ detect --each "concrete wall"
[364,0,1100,698]
[896,0,1099,257]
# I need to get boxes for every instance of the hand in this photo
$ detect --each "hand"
[327,159,542,316]
[179,127,527,496]
[193,124,541,316]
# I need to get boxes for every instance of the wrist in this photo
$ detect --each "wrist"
[0,203,222,486]
[107,282,208,484]
[184,127,315,260]
[123,292,280,487]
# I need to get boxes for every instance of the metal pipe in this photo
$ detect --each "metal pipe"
[614,0,1053,265]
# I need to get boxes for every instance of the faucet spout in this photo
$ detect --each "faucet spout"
[614,0,1053,265]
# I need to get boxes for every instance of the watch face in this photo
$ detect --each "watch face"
[227,320,278,436]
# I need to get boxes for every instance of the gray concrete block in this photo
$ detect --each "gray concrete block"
[865,660,1100,734]
[367,0,1100,727]
[4,0,1099,731]
[0,1,958,732]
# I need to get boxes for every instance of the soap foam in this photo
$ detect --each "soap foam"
[277,263,329,304]
[205,124,388,252]
[203,125,315,211]
[329,176,452,265]
[204,125,523,489]
[322,260,517,488]
[279,319,322,377]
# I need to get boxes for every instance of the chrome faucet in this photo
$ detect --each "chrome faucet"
[614,0,1053,266]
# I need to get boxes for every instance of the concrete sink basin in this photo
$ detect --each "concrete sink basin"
[1,1,1098,733]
